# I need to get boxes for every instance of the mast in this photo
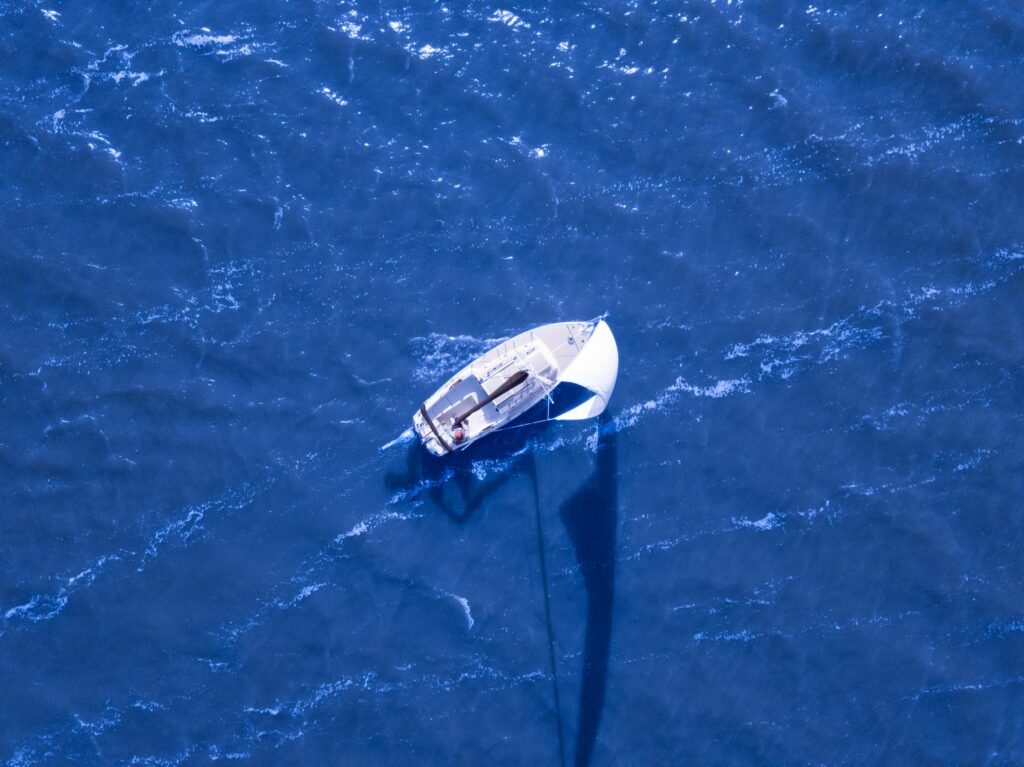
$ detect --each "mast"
[452,370,529,427]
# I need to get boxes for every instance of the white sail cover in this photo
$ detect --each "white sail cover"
[554,320,619,421]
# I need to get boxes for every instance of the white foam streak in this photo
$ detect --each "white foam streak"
[276,583,326,610]
[385,471,453,506]
[139,485,255,571]
[174,32,238,47]
[409,332,506,382]
[3,553,122,624]
[436,589,474,630]
[258,659,544,722]
[336,509,420,543]
[613,376,750,431]
[490,10,530,29]
[627,500,835,563]
[911,674,1024,701]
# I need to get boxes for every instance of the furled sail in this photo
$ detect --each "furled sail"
[553,320,619,421]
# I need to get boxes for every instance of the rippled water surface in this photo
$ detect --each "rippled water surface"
[2,1,1024,764]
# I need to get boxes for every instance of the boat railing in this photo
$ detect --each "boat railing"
[496,388,530,414]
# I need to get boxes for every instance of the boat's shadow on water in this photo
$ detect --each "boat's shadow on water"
[384,416,617,767]
[384,411,548,521]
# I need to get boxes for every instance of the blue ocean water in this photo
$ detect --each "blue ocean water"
[2,0,1024,763]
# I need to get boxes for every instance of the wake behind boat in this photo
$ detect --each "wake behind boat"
[411,319,619,456]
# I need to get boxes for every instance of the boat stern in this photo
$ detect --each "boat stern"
[412,405,452,457]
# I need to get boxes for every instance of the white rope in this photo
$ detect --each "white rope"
[489,413,559,435]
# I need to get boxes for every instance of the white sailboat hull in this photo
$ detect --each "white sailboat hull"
[412,319,618,456]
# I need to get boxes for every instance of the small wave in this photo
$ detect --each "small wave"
[218,507,414,644]
[411,43,449,61]
[408,332,506,382]
[174,31,238,48]
[732,512,782,531]
[255,658,543,723]
[723,253,1024,384]
[139,484,256,571]
[320,86,348,107]
[613,376,750,431]
[626,500,835,563]
[725,313,885,378]
[693,629,760,643]
[385,472,453,506]
[436,589,474,630]
[3,552,123,626]
[672,576,794,614]
[910,673,1024,701]
[110,69,160,87]
[334,15,370,41]
[172,29,263,60]
[275,583,326,611]
[953,448,995,472]
[335,509,420,543]
[489,10,530,29]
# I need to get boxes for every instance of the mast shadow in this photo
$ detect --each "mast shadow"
[559,416,617,767]
[382,411,618,767]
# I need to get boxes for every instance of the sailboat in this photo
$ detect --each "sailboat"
[412,319,619,456]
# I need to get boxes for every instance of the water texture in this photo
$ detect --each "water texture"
[2,1,1023,764]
